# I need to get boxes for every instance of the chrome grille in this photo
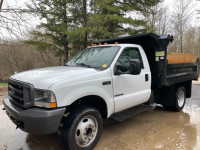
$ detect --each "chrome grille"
[8,79,34,108]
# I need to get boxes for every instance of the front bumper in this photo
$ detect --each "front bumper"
[3,96,65,134]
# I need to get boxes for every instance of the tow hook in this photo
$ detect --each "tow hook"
[2,108,5,110]
[16,122,23,129]
[16,125,19,129]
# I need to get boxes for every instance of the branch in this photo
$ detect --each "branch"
[0,8,36,13]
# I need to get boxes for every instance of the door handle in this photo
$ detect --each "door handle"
[102,81,111,85]
[145,74,149,81]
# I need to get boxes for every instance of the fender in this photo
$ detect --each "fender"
[49,72,115,118]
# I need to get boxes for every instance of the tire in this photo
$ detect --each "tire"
[175,86,186,111]
[61,106,103,150]
[164,86,186,112]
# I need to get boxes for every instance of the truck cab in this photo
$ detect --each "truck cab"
[3,33,199,150]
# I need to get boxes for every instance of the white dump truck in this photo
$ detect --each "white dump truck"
[3,33,199,150]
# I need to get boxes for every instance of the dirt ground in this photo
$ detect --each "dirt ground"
[0,86,7,105]
[0,84,200,150]
[192,78,200,84]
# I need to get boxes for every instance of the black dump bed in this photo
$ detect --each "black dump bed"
[94,33,199,87]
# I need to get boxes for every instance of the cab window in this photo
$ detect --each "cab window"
[116,47,144,73]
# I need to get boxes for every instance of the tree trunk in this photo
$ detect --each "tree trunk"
[84,32,88,48]
[64,40,69,62]
[59,56,62,66]
[0,0,3,10]
[83,0,88,48]
[63,0,69,62]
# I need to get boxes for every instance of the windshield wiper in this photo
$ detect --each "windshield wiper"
[76,63,92,68]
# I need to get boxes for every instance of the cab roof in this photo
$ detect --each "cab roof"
[90,43,140,48]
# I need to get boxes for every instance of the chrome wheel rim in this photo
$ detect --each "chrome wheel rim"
[75,115,98,147]
[178,90,185,107]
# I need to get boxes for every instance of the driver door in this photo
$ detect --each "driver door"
[112,47,151,113]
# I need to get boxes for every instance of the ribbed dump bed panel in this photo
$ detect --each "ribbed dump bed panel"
[165,62,199,86]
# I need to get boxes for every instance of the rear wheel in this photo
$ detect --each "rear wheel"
[61,106,103,150]
[175,86,186,111]
[164,86,186,112]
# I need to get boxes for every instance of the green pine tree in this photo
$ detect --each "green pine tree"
[88,0,160,40]
[25,0,74,61]
[69,0,92,51]
[25,0,161,62]
[125,0,161,34]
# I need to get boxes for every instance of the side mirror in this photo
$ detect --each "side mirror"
[129,59,141,75]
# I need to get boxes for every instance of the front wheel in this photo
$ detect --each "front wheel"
[61,106,103,150]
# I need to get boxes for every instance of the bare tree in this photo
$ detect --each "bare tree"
[171,0,194,53]
[141,1,170,35]
[0,41,61,75]
[0,0,36,41]
[183,27,196,53]
[154,4,170,35]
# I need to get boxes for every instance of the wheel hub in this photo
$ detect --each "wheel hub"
[75,115,98,147]
[178,90,185,107]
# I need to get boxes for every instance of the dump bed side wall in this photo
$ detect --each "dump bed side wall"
[164,61,199,86]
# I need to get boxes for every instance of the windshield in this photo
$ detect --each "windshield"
[66,46,120,70]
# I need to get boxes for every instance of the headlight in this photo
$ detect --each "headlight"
[34,90,57,108]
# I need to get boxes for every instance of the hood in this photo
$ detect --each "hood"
[10,66,98,89]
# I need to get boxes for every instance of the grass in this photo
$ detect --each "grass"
[0,83,8,86]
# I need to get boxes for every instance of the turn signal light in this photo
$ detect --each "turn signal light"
[115,42,118,44]
[98,43,102,45]
[104,43,108,45]
[93,44,97,46]
[50,102,57,108]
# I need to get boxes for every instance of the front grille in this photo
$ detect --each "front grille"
[8,79,34,108]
